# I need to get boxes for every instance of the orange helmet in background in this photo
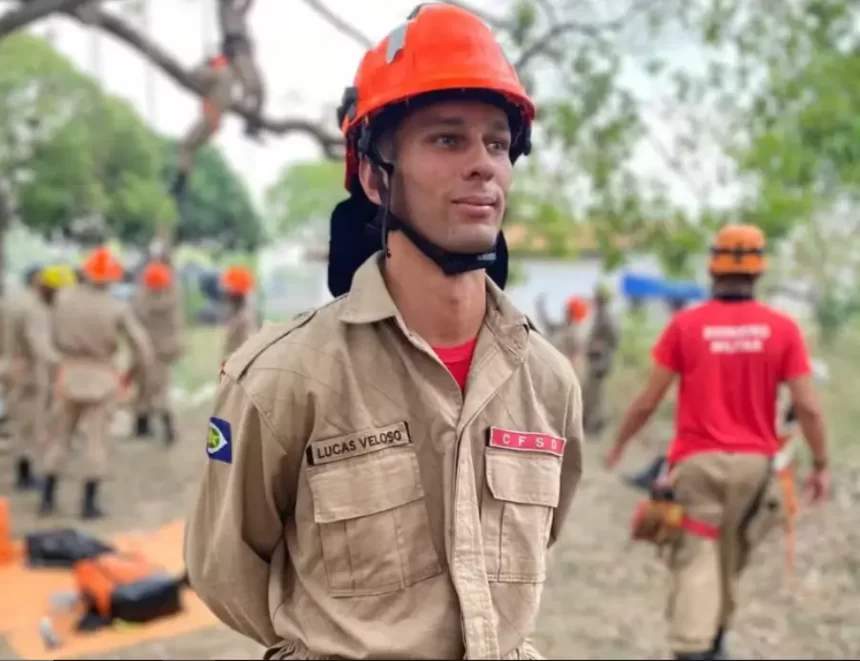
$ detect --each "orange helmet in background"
[337,3,535,189]
[82,246,123,285]
[143,261,173,291]
[709,224,767,276]
[566,296,589,322]
[220,266,254,296]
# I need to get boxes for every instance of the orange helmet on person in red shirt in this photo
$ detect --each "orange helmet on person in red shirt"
[709,224,767,276]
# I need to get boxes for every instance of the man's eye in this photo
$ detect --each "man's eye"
[488,140,511,152]
[434,134,459,147]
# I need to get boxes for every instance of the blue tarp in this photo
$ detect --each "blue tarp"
[620,272,706,302]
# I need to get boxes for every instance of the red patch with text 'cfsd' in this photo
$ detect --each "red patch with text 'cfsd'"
[488,427,566,457]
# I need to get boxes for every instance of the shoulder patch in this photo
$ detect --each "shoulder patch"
[223,308,318,381]
[207,417,233,464]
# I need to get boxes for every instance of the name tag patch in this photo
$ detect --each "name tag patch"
[307,422,411,466]
[488,426,565,457]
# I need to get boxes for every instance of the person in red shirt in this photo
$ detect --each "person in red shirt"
[605,223,829,660]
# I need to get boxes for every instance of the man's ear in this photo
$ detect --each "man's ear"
[358,158,383,205]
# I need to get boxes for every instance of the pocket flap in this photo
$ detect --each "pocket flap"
[308,450,424,523]
[486,449,561,508]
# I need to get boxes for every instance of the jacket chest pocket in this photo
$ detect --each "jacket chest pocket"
[306,449,442,597]
[482,449,561,583]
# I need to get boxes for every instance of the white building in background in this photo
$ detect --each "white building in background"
[256,238,331,322]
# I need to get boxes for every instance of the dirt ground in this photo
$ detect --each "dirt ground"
[1,400,859,660]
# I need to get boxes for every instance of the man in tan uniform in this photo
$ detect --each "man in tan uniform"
[582,283,619,435]
[4,264,74,490]
[185,6,584,659]
[131,260,186,444]
[218,0,265,139]
[40,246,153,519]
[536,293,588,377]
[219,265,259,362]
[171,53,235,199]
[606,225,828,660]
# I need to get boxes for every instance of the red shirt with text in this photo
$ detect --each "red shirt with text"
[653,299,811,463]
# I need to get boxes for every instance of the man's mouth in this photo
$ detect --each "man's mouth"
[453,195,497,209]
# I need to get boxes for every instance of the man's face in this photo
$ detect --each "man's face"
[363,101,514,255]
[38,285,56,305]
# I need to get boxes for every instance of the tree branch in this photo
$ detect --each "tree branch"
[514,0,658,70]
[62,3,344,157]
[0,0,89,36]
[299,0,372,49]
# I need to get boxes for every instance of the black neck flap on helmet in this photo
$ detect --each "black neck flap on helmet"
[327,89,530,298]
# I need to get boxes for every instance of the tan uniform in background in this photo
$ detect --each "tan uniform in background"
[131,276,186,442]
[185,255,584,659]
[666,453,786,655]
[218,0,264,134]
[536,294,587,378]
[4,288,60,486]
[221,303,258,362]
[0,296,10,436]
[41,278,153,518]
[582,301,619,435]
[178,56,235,174]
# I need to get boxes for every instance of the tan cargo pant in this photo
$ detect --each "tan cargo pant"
[232,49,263,114]
[8,377,48,461]
[42,396,116,480]
[582,369,606,433]
[134,357,171,413]
[263,638,544,660]
[666,452,787,655]
[178,110,220,171]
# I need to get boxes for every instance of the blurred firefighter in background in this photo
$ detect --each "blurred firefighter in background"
[5,264,75,490]
[130,259,186,445]
[606,224,829,661]
[536,293,589,377]
[171,53,235,199]
[218,0,265,138]
[40,247,153,519]
[220,265,259,362]
[583,282,619,435]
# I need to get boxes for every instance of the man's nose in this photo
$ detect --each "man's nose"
[463,140,496,180]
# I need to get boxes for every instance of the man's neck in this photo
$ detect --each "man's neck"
[383,232,487,347]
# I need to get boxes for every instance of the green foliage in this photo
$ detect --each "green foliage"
[0,32,260,251]
[264,160,345,237]
[163,141,263,250]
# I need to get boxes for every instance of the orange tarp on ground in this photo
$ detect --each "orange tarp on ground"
[0,519,218,660]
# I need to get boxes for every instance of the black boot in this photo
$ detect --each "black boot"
[39,474,57,517]
[674,652,715,661]
[15,457,41,491]
[624,454,667,492]
[81,480,105,520]
[711,626,728,660]
[162,412,176,446]
[135,413,152,438]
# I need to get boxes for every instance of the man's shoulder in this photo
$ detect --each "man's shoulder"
[223,295,349,384]
[526,327,581,391]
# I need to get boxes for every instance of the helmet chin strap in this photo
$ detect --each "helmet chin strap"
[374,161,500,277]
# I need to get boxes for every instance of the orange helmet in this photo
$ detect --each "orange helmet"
[336,3,535,189]
[220,266,254,296]
[142,261,173,290]
[82,246,123,284]
[566,296,589,322]
[709,224,767,276]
